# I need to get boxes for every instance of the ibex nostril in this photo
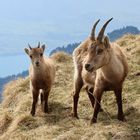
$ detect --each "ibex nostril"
[85,64,90,69]
[35,61,39,66]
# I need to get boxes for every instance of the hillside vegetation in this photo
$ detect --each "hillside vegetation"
[0,35,140,140]
[0,71,28,99]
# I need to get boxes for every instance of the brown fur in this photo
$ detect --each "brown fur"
[25,44,55,116]
[72,20,128,123]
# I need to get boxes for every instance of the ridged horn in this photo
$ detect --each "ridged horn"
[28,44,32,50]
[90,19,100,40]
[97,18,113,42]
[38,42,40,48]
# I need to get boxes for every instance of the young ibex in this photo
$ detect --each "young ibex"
[72,18,128,123]
[25,43,55,116]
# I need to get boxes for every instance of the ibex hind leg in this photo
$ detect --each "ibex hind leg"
[114,87,126,121]
[40,90,44,111]
[43,90,50,113]
[40,91,44,104]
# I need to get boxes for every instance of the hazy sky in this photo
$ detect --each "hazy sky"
[0,0,140,76]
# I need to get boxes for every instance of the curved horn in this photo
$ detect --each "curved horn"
[97,18,113,42]
[90,19,100,40]
[28,44,32,50]
[38,42,40,48]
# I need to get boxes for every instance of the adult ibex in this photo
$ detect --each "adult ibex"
[72,18,128,124]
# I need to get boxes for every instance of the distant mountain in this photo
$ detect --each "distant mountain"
[107,26,140,41]
[50,42,80,56]
[50,26,140,55]
[0,70,28,101]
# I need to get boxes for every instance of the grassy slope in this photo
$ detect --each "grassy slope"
[0,35,140,140]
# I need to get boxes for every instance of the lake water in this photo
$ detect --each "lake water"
[0,54,29,77]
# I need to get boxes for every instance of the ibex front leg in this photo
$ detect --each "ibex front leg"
[91,89,103,124]
[72,76,83,119]
[86,87,94,108]
[86,87,103,112]
[31,89,39,116]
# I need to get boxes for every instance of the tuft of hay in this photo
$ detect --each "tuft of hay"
[0,113,12,135]
[2,78,30,109]
[51,51,72,63]
[17,115,39,131]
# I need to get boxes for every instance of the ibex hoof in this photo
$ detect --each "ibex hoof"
[90,118,97,124]
[30,111,35,116]
[99,108,104,112]
[118,116,126,122]
[71,113,79,119]
[44,110,49,114]
[73,115,79,119]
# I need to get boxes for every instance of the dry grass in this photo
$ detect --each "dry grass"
[51,52,72,63]
[0,35,140,140]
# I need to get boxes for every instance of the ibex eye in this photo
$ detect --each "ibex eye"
[40,53,43,57]
[30,55,32,59]
[97,49,103,55]
[90,44,94,48]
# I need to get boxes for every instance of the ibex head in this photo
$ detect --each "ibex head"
[24,42,46,67]
[85,18,113,72]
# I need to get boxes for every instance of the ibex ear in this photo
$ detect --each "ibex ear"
[41,44,45,52]
[24,48,29,55]
[104,36,110,48]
